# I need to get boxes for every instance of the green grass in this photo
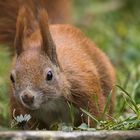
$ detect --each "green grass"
[79,85,140,130]
[0,0,140,130]
[0,47,11,127]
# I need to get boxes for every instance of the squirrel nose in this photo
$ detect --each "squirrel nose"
[21,94,34,105]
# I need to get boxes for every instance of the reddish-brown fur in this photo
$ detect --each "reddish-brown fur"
[0,1,115,130]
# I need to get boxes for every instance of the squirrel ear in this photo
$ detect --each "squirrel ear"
[38,9,59,66]
[14,4,37,56]
[14,6,25,56]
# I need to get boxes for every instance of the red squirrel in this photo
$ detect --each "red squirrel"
[0,1,115,130]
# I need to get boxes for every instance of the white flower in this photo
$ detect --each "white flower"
[13,109,31,123]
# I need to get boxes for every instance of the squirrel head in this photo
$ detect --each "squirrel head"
[10,6,70,110]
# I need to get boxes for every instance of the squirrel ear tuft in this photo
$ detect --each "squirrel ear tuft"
[38,9,59,66]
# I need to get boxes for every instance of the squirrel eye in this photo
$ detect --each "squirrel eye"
[46,70,53,81]
[10,74,15,83]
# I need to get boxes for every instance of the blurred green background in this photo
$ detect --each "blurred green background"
[0,0,140,128]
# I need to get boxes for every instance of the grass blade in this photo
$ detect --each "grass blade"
[80,108,100,124]
[116,85,139,114]
[102,90,112,119]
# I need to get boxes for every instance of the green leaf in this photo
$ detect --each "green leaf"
[78,123,88,130]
